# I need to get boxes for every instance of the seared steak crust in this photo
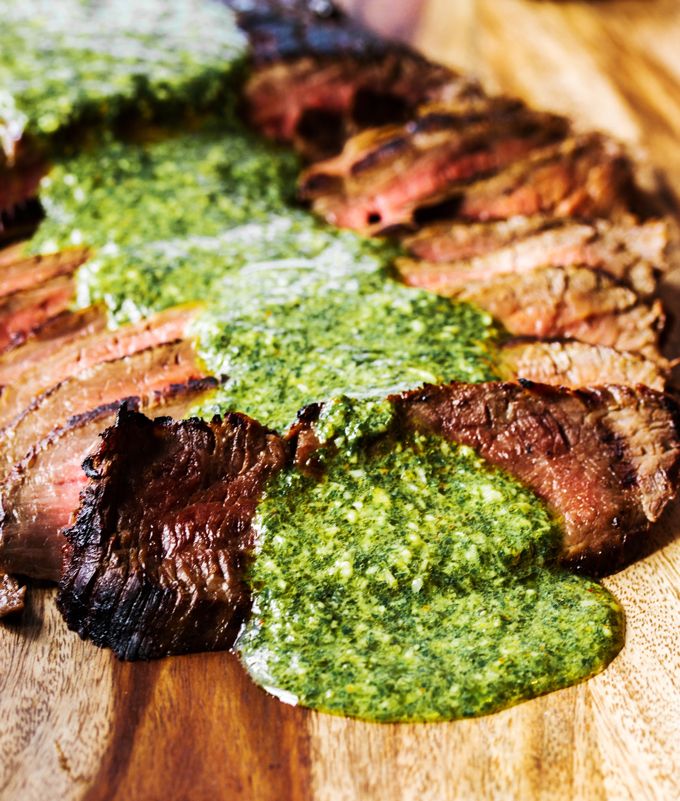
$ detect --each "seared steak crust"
[388,382,680,574]
[57,408,287,660]
[0,379,217,584]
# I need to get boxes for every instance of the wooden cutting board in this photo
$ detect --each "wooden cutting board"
[2,2,679,799]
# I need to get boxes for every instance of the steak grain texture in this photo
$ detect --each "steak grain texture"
[299,98,569,232]
[57,408,288,660]
[498,340,669,391]
[0,571,25,618]
[389,382,680,573]
[399,218,669,298]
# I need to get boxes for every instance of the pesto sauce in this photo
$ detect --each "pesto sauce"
[238,420,624,722]
[0,0,246,158]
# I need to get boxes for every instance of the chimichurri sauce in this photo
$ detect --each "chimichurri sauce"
[0,0,245,159]
[238,417,624,722]
[26,102,625,722]
[33,127,499,430]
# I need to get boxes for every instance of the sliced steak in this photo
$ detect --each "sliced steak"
[0,379,217,584]
[0,306,107,388]
[299,99,569,232]
[456,135,636,222]
[0,572,25,618]
[0,304,198,428]
[0,273,75,353]
[448,264,661,353]
[403,215,552,262]
[393,382,680,573]
[246,53,474,160]
[0,246,88,300]
[0,339,208,483]
[399,218,669,297]
[57,407,287,660]
[498,340,669,391]
[561,301,665,361]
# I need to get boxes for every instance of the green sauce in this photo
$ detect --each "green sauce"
[27,107,625,721]
[0,0,245,158]
[33,127,499,430]
[238,413,624,722]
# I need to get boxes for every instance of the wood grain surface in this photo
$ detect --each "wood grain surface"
[2,2,680,799]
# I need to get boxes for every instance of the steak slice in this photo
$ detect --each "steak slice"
[390,382,680,573]
[498,340,669,391]
[0,246,88,299]
[399,218,670,298]
[0,572,25,618]
[57,407,287,660]
[560,301,665,361]
[449,264,662,354]
[0,273,75,353]
[0,306,107,388]
[456,135,635,222]
[0,379,217,584]
[0,338,208,483]
[299,99,569,232]
[246,53,474,160]
[0,303,199,428]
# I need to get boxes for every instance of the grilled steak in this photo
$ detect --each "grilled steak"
[0,304,198,428]
[246,53,473,160]
[456,135,635,222]
[0,339,209,484]
[560,301,665,361]
[291,382,680,574]
[395,382,680,573]
[449,264,662,355]
[0,306,107,388]
[57,407,287,660]
[498,340,669,391]
[0,273,75,353]
[0,379,217,584]
[399,218,669,298]
[299,99,570,232]
[0,246,88,299]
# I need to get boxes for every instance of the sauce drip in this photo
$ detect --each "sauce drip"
[239,412,624,722]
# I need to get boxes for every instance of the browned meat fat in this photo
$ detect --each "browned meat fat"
[0,379,217,584]
[299,99,569,232]
[57,408,287,660]
[497,340,669,391]
[387,382,680,573]
[399,218,669,297]
[0,572,25,618]
[0,303,199,428]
